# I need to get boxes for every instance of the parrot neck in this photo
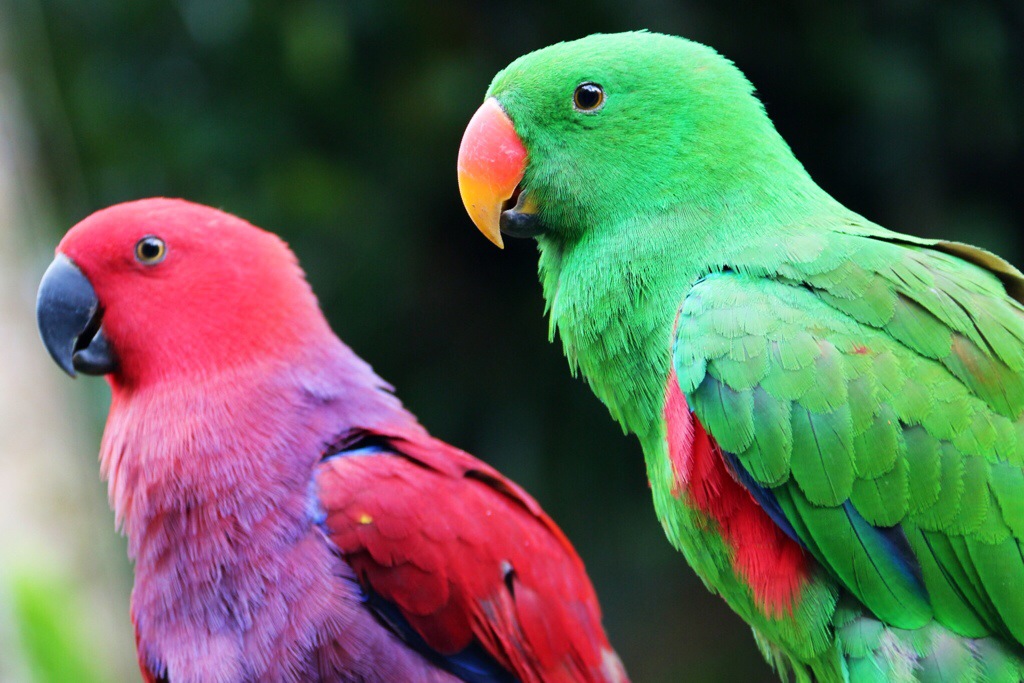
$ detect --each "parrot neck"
[98,337,423,676]
[537,172,847,446]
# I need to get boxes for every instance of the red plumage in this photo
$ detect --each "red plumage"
[319,428,626,683]
[664,369,809,617]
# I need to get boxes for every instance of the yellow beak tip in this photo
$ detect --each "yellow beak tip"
[457,98,525,252]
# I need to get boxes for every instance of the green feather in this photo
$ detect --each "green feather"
[787,492,932,629]
[851,405,902,479]
[902,427,942,514]
[956,457,993,536]
[692,375,754,454]
[989,462,1024,539]
[886,296,953,361]
[790,404,855,506]
[850,458,909,527]
[966,537,1024,642]
[739,387,793,486]
[917,630,980,683]
[915,443,966,531]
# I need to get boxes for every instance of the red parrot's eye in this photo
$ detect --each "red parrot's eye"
[135,236,166,265]
[573,82,605,112]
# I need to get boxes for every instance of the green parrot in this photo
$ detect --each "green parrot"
[457,31,1024,681]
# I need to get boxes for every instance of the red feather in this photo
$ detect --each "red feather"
[664,369,810,617]
[317,428,628,683]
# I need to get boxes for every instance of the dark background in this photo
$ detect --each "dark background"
[5,1,1023,681]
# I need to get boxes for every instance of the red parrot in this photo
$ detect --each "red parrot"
[35,198,628,683]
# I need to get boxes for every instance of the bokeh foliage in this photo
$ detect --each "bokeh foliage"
[10,570,113,683]
[6,1,1023,680]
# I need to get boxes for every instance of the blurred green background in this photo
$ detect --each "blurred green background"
[0,1,1021,682]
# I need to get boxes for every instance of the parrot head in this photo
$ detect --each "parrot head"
[36,198,328,387]
[457,31,802,248]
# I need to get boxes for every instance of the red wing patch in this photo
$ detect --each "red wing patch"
[664,370,809,618]
[316,432,627,683]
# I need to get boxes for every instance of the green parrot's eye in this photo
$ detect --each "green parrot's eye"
[573,82,605,112]
[135,236,166,265]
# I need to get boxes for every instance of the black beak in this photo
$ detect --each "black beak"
[36,254,117,377]
[499,188,544,240]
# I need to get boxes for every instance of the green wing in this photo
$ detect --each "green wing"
[673,228,1024,644]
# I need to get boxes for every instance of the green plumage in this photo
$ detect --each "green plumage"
[480,31,1024,681]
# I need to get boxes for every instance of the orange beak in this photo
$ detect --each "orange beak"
[457,98,528,248]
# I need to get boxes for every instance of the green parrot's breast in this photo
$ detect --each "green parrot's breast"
[539,224,847,672]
